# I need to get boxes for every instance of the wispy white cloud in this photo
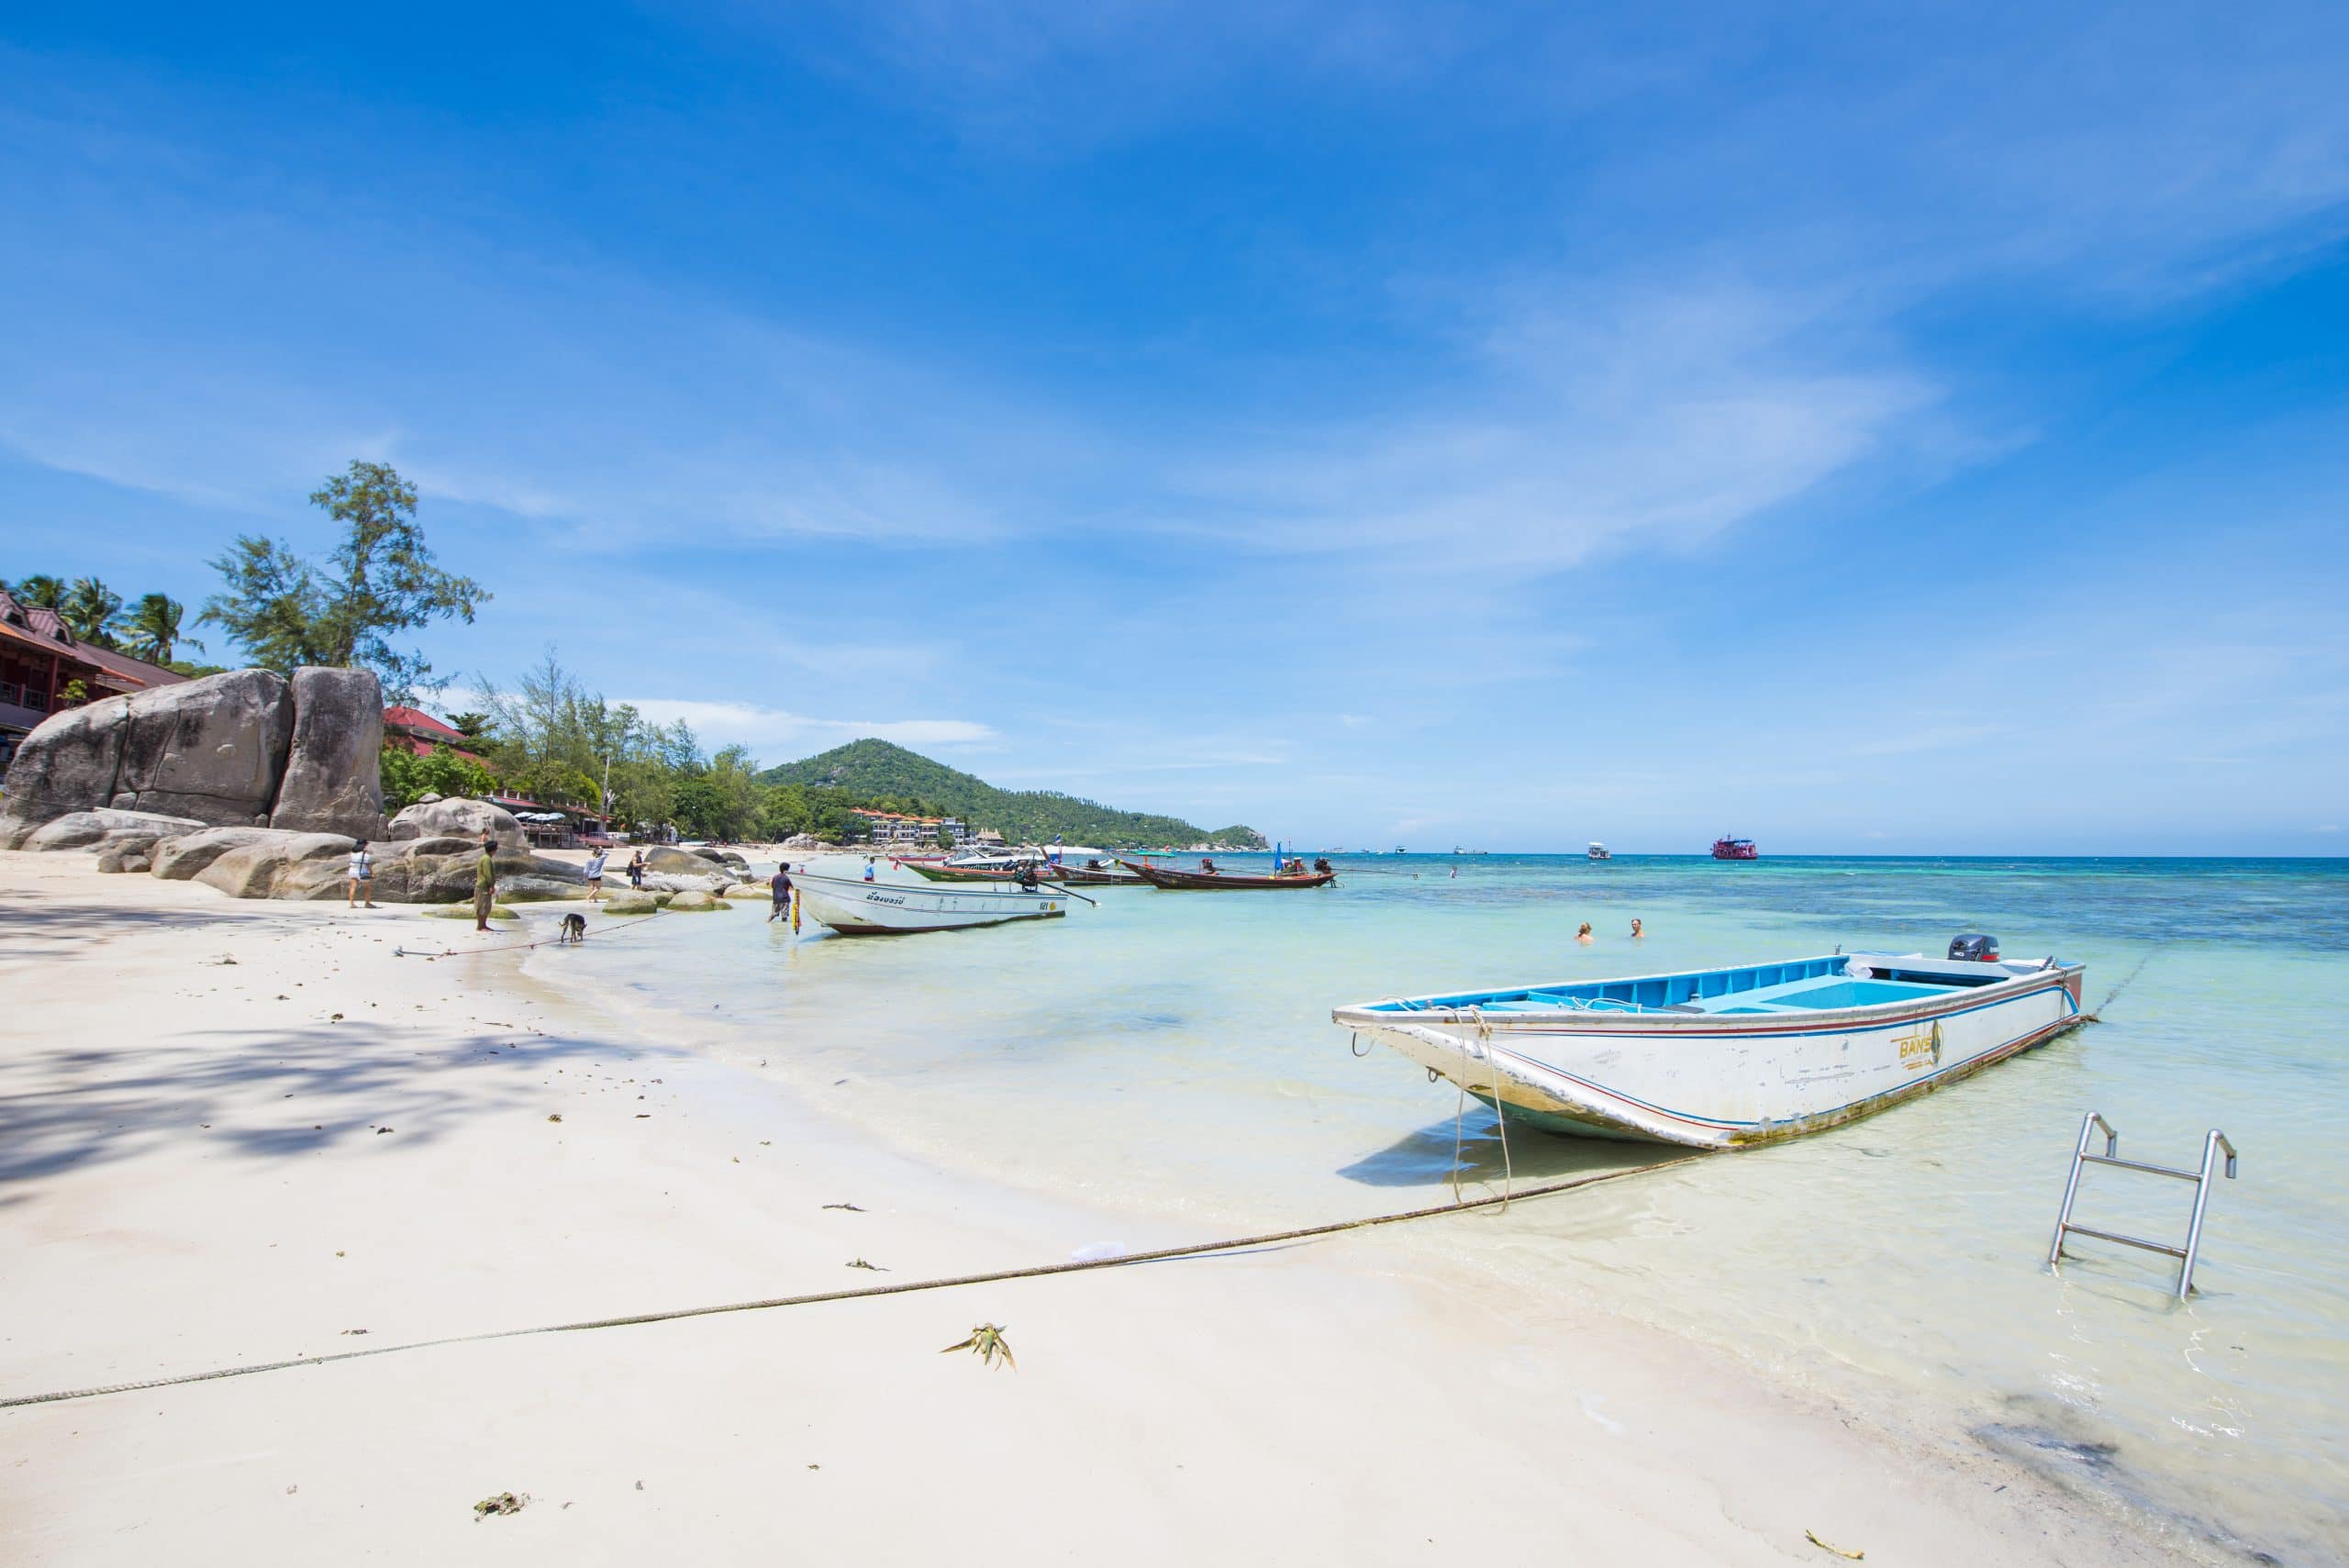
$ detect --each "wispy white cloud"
[615,698,996,761]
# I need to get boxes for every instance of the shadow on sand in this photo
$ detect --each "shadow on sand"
[0,1021,693,1186]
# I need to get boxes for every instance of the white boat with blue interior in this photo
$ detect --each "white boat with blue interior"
[1332,935,2087,1149]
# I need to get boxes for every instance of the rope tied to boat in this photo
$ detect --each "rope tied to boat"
[0,1155,1703,1411]
[395,909,669,960]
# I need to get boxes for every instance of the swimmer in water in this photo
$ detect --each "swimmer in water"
[1575,922,1594,944]
[1631,917,1643,939]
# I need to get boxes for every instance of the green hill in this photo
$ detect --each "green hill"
[760,740,1264,850]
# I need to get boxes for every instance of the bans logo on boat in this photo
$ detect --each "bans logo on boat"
[1896,1022,1943,1070]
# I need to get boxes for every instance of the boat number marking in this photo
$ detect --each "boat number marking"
[865,893,907,906]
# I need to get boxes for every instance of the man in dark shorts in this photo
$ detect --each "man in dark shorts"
[769,862,794,923]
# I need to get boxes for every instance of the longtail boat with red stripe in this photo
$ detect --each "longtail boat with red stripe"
[1332,936,2087,1149]
[1119,858,1336,890]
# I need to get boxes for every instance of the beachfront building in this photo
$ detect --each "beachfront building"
[849,807,970,848]
[0,588,187,769]
[382,704,491,767]
[488,793,616,849]
[971,828,1007,849]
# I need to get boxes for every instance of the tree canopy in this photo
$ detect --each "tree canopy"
[199,460,487,699]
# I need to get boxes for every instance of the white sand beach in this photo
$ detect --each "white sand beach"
[0,851,2199,1565]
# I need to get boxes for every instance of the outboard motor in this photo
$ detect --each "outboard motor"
[1948,932,1999,962]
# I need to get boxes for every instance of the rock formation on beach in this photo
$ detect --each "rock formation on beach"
[1,666,381,838]
[0,674,773,906]
[384,795,523,847]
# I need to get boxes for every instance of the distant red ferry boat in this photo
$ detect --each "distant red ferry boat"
[1711,836,1759,860]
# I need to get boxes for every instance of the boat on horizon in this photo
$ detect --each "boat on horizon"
[1587,841,1611,861]
[793,868,1073,935]
[1711,835,1759,860]
[1332,936,2087,1150]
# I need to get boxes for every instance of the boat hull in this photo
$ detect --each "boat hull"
[1335,965,2086,1150]
[1119,860,1337,890]
[793,871,1071,936]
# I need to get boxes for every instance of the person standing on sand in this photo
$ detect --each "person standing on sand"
[473,844,498,931]
[629,850,645,889]
[769,862,794,922]
[583,845,607,904]
[346,840,375,907]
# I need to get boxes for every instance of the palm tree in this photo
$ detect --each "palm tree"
[126,593,201,664]
[61,577,127,649]
[9,574,65,609]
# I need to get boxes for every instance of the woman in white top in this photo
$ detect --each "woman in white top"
[583,846,608,904]
[347,840,376,908]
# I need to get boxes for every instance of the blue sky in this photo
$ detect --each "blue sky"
[5,2,2345,852]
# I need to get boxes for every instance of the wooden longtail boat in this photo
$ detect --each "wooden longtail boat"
[1333,938,2087,1149]
[1119,859,1337,890]
[1054,861,1147,885]
[902,860,1046,883]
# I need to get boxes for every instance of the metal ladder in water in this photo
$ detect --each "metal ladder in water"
[2048,1111,2237,1299]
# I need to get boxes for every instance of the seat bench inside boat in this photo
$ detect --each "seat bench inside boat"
[1373,953,2032,1018]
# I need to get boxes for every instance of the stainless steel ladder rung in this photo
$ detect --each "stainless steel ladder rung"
[2048,1111,2237,1299]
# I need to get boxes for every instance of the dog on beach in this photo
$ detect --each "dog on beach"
[559,912,588,945]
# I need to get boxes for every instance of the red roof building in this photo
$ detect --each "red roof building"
[383,704,490,767]
[0,587,188,766]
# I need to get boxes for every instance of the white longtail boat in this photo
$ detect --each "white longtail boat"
[792,868,1072,936]
[1332,936,2087,1149]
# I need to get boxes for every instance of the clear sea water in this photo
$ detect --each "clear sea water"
[538,853,2348,1562]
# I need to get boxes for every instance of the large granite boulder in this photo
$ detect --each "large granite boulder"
[663,890,729,912]
[0,668,303,832]
[362,845,583,904]
[597,893,660,915]
[270,667,384,838]
[95,842,157,873]
[385,796,522,848]
[0,700,138,829]
[643,846,727,874]
[150,826,292,882]
[192,830,357,899]
[113,669,295,823]
[5,806,206,851]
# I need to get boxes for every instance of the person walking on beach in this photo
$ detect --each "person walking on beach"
[769,862,795,923]
[1576,922,1595,944]
[629,850,645,889]
[346,840,375,908]
[583,844,607,904]
[473,843,498,932]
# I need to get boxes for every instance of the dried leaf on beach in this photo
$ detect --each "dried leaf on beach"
[473,1492,526,1518]
[941,1324,1015,1369]
[823,1203,865,1212]
[1804,1529,1863,1559]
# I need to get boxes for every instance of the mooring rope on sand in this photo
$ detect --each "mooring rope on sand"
[0,1154,1702,1410]
[394,908,670,960]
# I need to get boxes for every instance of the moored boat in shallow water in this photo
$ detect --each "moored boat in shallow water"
[1120,858,1336,890]
[794,869,1072,935]
[1333,938,2087,1149]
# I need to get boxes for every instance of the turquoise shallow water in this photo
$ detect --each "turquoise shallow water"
[543,854,2348,1561]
